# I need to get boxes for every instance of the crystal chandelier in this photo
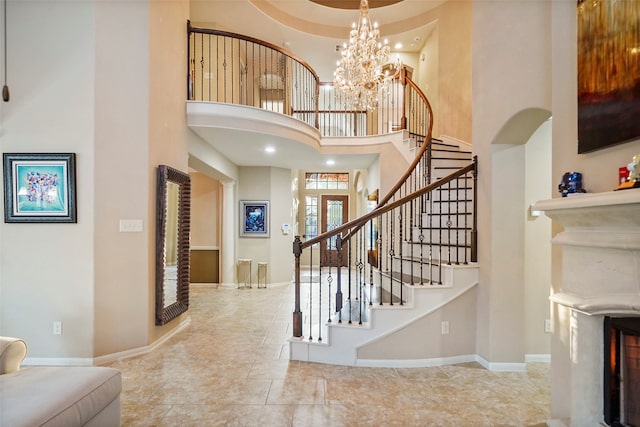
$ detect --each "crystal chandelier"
[333,0,401,110]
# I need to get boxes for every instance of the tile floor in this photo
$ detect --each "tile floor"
[103,283,550,426]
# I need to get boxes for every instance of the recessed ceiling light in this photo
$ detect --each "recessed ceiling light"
[394,43,403,49]
[265,146,275,153]
[326,159,335,166]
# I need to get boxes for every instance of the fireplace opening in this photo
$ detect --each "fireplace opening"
[604,316,640,427]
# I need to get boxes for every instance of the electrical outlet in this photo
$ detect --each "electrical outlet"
[441,320,450,335]
[544,319,552,333]
[53,321,62,335]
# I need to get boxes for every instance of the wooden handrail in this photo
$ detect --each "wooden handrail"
[300,161,476,250]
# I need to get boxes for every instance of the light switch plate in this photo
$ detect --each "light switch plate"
[119,219,143,232]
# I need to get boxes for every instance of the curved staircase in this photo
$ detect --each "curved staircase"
[290,138,478,367]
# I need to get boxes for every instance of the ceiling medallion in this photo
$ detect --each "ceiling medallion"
[310,0,403,10]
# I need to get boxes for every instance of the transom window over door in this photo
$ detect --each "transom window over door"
[305,173,349,190]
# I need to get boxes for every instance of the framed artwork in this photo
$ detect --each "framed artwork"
[577,0,640,153]
[3,153,77,223]
[240,200,269,237]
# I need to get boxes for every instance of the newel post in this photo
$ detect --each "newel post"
[335,234,343,322]
[292,235,303,338]
[400,66,407,130]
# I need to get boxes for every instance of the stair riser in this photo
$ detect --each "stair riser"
[401,242,472,264]
[390,258,442,283]
[410,228,470,244]
[389,258,479,287]
[425,186,474,202]
[429,158,472,171]
[420,214,471,229]
[371,273,411,303]
[422,201,472,215]
[430,150,473,160]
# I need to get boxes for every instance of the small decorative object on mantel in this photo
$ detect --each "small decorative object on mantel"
[617,154,640,190]
[558,172,587,197]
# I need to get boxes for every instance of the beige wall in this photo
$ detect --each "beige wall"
[418,26,439,137]
[357,287,477,360]
[0,1,96,360]
[436,0,472,143]
[237,166,294,284]
[146,0,190,345]
[190,172,221,248]
[524,120,552,355]
[472,0,552,365]
[94,1,153,358]
[0,0,191,360]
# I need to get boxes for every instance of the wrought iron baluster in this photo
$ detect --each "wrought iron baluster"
[446,180,452,265]
[336,235,343,324]
[388,208,394,305]
[327,264,333,324]
[377,214,383,305]
[200,33,205,101]
[369,218,374,306]
[309,244,313,341]
[455,176,460,265]
[318,256,323,342]
[347,233,353,324]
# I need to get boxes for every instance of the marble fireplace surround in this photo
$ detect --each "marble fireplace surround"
[533,189,640,427]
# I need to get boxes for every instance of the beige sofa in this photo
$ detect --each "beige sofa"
[0,337,122,427]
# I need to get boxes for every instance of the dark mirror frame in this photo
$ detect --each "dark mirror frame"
[155,165,191,325]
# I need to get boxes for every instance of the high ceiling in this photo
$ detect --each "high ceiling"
[190,0,443,80]
[188,0,442,173]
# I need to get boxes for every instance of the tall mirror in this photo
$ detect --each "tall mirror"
[155,165,191,325]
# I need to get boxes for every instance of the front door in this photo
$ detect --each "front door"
[320,195,348,267]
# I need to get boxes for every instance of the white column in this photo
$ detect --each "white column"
[222,181,236,285]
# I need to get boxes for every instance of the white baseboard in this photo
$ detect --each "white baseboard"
[93,317,191,365]
[475,355,526,372]
[356,353,535,371]
[525,353,551,363]
[356,354,477,368]
[24,317,191,367]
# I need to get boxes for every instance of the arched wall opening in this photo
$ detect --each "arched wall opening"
[488,108,553,361]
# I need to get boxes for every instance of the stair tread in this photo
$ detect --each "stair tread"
[413,226,472,230]
[386,270,444,286]
[423,212,471,216]
[403,241,472,248]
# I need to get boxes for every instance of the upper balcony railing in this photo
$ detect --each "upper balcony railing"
[187,22,429,141]
[188,21,319,130]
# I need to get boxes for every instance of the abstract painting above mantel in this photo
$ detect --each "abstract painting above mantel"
[577,0,640,154]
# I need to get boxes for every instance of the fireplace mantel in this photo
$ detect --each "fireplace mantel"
[532,188,640,230]
[533,189,640,315]
[533,188,640,426]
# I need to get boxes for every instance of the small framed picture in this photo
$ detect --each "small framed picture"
[240,200,269,237]
[3,153,77,223]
